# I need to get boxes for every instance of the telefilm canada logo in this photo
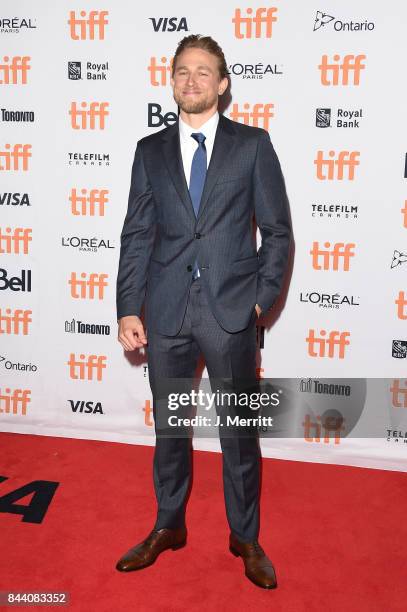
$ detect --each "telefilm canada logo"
[311,202,358,220]
[68,152,110,167]
[315,107,363,129]
[313,10,375,32]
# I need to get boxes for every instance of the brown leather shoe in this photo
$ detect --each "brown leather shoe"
[116,527,187,572]
[229,532,277,589]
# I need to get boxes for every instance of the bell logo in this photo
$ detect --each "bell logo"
[69,272,108,299]
[69,188,109,216]
[143,399,154,427]
[390,380,407,408]
[232,7,278,38]
[306,329,351,359]
[0,308,32,335]
[69,102,109,130]
[314,150,360,180]
[310,242,355,271]
[319,54,366,85]
[148,56,173,86]
[229,103,274,130]
[0,144,32,171]
[0,387,31,415]
[303,414,344,444]
[68,10,108,40]
[67,354,107,381]
[395,292,407,320]
[0,228,32,254]
[0,56,31,85]
[401,200,407,227]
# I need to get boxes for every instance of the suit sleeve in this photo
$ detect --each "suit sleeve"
[116,142,156,321]
[253,130,292,312]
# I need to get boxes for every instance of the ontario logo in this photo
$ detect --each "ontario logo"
[313,10,374,32]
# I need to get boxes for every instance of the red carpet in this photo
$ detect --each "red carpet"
[1,431,406,611]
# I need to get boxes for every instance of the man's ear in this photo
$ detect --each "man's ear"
[218,76,228,96]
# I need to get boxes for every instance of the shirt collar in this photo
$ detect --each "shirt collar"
[179,110,219,142]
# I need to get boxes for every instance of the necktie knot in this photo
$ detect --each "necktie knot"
[191,132,206,146]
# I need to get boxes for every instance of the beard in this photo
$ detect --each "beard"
[173,89,218,114]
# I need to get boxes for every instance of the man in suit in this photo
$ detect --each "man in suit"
[115,34,291,589]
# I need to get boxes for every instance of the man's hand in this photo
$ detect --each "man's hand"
[118,315,147,351]
[255,303,262,318]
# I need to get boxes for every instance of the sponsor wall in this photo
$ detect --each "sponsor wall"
[1,0,406,471]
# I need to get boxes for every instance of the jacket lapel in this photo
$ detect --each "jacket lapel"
[161,114,237,223]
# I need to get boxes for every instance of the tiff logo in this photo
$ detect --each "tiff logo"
[303,414,344,444]
[0,308,32,335]
[390,380,407,408]
[0,387,31,415]
[69,188,109,216]
[319,54,366,85]
[148,56,173,86]
[395,292,407,320]
[310,242,355,271]
[229,103,274,130]
[0,144,32,171]
[0,56,31,84]
[67,353,107,381]
[232,7,278,38]
[69,102,109,130]
[306,329,351,358]
[314,150,360,180]
[68,10,108,40]
[0,227,32,254]
[68,272,108,299]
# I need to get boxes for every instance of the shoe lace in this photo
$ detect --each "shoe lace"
[250,540,265,556]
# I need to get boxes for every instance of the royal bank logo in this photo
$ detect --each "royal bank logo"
[392,340,407,359]
[68,60,109,80]
[68,61,81,80]
[227,61,283,79]
[391,250,407,269]
[316,107,363,128]
[313,10,374,32]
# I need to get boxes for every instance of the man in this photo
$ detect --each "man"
[115,34,291,589]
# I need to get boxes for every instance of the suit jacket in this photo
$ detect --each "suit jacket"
[116,113,291,336]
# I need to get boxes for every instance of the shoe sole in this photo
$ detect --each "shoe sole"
[116,540,187,572]
[229,545,278,589]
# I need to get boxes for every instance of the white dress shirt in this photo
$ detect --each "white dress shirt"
[179,111,219,188]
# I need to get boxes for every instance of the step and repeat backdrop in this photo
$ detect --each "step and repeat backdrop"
[1,1,407,471]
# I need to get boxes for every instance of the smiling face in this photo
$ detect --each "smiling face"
[171,47,228,115]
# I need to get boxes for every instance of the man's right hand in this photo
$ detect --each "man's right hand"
[118,315,147,351]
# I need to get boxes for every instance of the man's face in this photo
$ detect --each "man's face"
[171,47,228,114]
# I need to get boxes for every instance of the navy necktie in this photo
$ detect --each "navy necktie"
[189,133,207,279]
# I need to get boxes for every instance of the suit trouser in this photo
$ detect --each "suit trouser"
[146,277,261,543]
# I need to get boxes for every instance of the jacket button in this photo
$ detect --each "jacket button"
[187,265,192,272]
[194,232,201,239]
